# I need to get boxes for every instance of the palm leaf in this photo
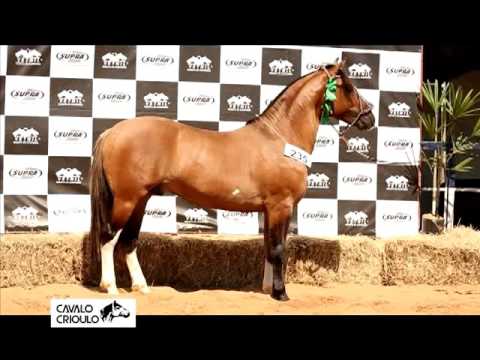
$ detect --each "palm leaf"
[448,85,480,119]
[472,117,480,137]
[450,157,474,173]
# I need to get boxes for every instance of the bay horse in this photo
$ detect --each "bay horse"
[89,60,375,301]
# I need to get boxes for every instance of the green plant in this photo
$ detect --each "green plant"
[418,80,480,217]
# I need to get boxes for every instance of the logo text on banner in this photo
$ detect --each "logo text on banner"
[50,299,136,328]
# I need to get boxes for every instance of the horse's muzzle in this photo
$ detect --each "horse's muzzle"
[356,113,375,130]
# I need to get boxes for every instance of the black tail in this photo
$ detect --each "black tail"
[89,131,114,285]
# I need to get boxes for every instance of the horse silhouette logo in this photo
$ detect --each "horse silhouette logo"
[100,301,130,322]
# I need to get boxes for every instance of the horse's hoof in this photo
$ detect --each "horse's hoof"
[271,288,290,302]
[100,282,119,295]
[132,284,151,295]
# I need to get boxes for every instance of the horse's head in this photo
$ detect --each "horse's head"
[322,61,375,131]
[112,301,130,318]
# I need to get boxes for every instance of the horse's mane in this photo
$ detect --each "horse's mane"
[245,64,352,126]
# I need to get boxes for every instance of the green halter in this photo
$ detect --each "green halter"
[321,75,337,125]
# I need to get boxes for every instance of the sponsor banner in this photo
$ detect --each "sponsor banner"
[48,194,90,232]
[5,75,50,116]
[375,200,419,238]
[179,46,221,83]
[3,155,48,195]
[3,195,48,232]
[217,210,259,235]
[48,116,93,157]
[94,46,136,79]
[338,200,376,236]
[377,127,421,165]
[220,46,262,85]
[177,82,220,121]
[261,48,302,86]
[136,45,180,82]
[5,116,49,155]
[140,195,177,233]
[297,198,338,236]
[7,46,51,77]
[0,45,423,236]
[337,162,377,201]
[136,81,178,119]
[92,79,136,119]
[50,45,95,79]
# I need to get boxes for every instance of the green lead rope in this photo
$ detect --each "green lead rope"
[321,77,337,125]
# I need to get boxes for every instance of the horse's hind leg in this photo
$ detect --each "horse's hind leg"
[118,195,151,294]
[99,196,138,294]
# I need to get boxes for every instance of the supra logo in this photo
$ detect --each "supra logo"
[382,212,412,222]
[51,299,135,328]
[307,173,330,189]
[12,206,39,226]
[222,211,254,220]
[315,136,335,147]
[102,52,128,69]
[384,139,414,149]
[186,55,213,72]
[56,51,89,63]
[9,167,43,178]
[13,127,40,144]
[145,208,172,218]
[302,210,333,221]
[227,95,252,112]
[98,92,131,103]
[56,167,83,184]
[348,63,372,80]
[184,208,208,223]
[225,58,257,69]
[15,48,43,66]
[269,59,294,76]
[388,102,411,118]
[141,54,174,66]
[54,129,88,141]
[347,137,370,153]
[183,94,215,105]
[10,89,45,100]
[58,90,84,107]
[386,175,409,191]
[144,92,170,109]
[342,174,373,185]
[344,211,369,227]
[53,207,87,216]
[386,65,415,77]
[306,62,330,71]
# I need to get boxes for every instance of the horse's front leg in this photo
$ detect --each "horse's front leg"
[263,201,292,301]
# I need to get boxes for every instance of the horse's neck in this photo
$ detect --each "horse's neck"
[260,72,326,154]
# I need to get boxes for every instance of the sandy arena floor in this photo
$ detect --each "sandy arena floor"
[1,283,480,315]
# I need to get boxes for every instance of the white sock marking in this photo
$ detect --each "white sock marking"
[126,249,150,293]
[100,229,121,294]
[262,260,273,293]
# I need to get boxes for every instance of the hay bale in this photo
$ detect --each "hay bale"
[1,227,479,289]
[0,233,83,288]
[286,236,385,286]
[385,227,480,285]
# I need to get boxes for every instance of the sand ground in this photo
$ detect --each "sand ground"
[2,283,480,315]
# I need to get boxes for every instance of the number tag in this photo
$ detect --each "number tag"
[283,143,312,168]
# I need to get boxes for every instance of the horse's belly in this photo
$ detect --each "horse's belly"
[164,174,264,212]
